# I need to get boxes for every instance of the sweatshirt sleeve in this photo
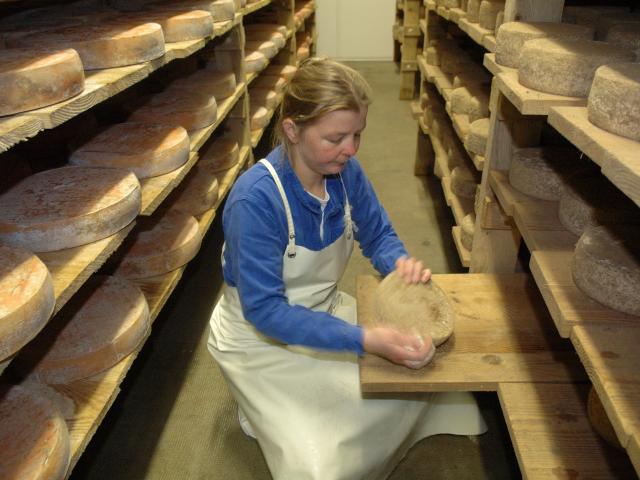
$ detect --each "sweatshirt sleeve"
[223,193,364,354]
[347,159,408,275]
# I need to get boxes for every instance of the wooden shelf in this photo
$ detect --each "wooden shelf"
[436,5,451,21]
[451,226,471,267]
[241,0,272,16]
[488,169,532,217]
[189,83,247,152]
[424,64,454,100]
[358,273,586,393]
[450,111,469,143]
[498,382,636,479]
[410,100,422,119]
[530,251,638,339]
[0,17,241,155]
[251,106,279,147]
[442,176,474,226]
[471,154,485,171]
[430,130,450,179]
[483,52,510,77]
[418,116,429,135]
[482,34,496,52]
[419,18,427,35]
[548,106,640,207]
[449,8,466,23]
[459,18,494,50]
[495,70,586,116]
[512,201,578,253]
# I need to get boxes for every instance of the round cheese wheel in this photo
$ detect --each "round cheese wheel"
[594,13,640,40]
[245,51,268,73]
[0,385,69,480]
[425,46,440,66]
[124,9,213,42]
[130,89,217,132]
[450,87,471,115]
[252,73,287,93]
[245,23,287,36]
[70,123,190,178]
[465,118,489,156]
[572,224,640,316]
[246,39,278,59]
[8,22,166,70]
[451,165,477,198]
[265,64,297,81]
[170,165,220,215]
[606,23,640,51]
[479,0,504,31]
[169,70,237,99]
[518,38,636,97]
[245,29,286,49]
[115,210,202,279]
[461,213,475,251]
[198,138,240,174]
[495,22,594,68]
[374,272,455,347]
[0,48,84,117]
[211,0,236,22]
[297,46,310,62]
[0,244,54,361]
[23,275,150,384]
[453,70,491,89]
[250,104,270,131]
[588,63,640,142]
[466,0,481,23]
[0,166,141,252]
[587,387,623,450]
[250,87,278,110]
[508,147,581,201]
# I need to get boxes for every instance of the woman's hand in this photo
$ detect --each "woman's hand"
[395,256,431,284]
[363,327,435,369]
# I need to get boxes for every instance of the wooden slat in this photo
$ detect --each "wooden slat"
[483,53,509,77]
[529,251,639,338]
[512,201,578,253]
[498,382,636,480]
[482,34,496,52]
[424,64,454,99]
[472,154,485,171]
[358,273,586,393]
[0,115,43,153]
[442,176,474,226]
[451,226,471,267]
[548,106,640,207]
[460,19,493,48]
[488,169,532,216]
[496,70,586,116]
[571,324,640,453]
[449,7,466,23]
[241,0,272,16]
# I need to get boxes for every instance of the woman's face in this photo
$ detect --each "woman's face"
[291,107,368,176]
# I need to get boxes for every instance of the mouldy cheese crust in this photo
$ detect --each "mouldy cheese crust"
[129,90,218,132]
[198,138,240,173]
[465,118,489,156]
[451,165,477,198]
[460,213,475,251]
[170,166,220,216]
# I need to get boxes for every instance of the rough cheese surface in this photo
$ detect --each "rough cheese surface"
[518,38,636,97]
[587,63,640,141]
[199,138,240,172]
[169,70,237,100]
[451,165,477,198]
[572,224,640,316]
[460,213,475,251]
[245,51,268,73]
[478,0,504,31]
[170,165,220,216]
[465,118,489,156]
[606,23,640,51]
[246,39,278,59]
[250,105,270,131]
[250,87,278,110]
[466,0,481,23]
[211,0,236,22]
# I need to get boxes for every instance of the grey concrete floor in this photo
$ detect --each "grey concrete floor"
[71,61,520,480]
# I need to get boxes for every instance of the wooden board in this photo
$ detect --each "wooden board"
[463,19,493,48]
[451,112,469,144]
[496,70,586,116]
[512,201,578,253]
[430,132,450,179]
[449,8,466,23]
[630,434,640,475]
[424,64,454,99]
[39,223,135,315]
[489,169,533,216]
[483,53,510,77]
[0,114,44,153]
[529,250,639,338]
[472,154,485,171]
[571,324,640,452]
[242,0,272,16]
[498,382,636,480]
[548,106,640,207]
[358,273,586,393]
[451,226,471,267]
[442,176,474,226]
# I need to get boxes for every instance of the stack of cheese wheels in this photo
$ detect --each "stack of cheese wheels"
[245,26,286,49]
[0,166,141,252]
[169,69,237,100]
[245,50,268,74]
[265,63,297,82]
[518,38,635,97]
[495,22,594,68]
[558,173,639,236]
[465,118,489,156]
[118,9,213,42]
[246,39,278,59]
[199,137,240,173]
[0,48,84,117]
[69,122,190,178]
[587,63,640,141]
[169,165,220,216]
[7,22,166,70]
[508,147,582,201]
[460,213,475,251]
[250,103,270,132]
[250,87,278,110]
[22,275,150,384]
[466,0,481,23]
[606,23,640,51]
[115,209,202,279]
[0,385,70,480]
[0,244,55,362]
[253,73,287,94]
[594,13,640,40]
[129,89,217,132]
[572,223,640,316]
[478,0,504,31]
[450,165,477,198]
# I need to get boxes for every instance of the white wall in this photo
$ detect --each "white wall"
[316,0,396,61]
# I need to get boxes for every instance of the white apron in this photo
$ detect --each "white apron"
[208,160,487,480]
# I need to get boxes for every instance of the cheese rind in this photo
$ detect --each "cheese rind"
[518,38,636,97]
[250,105,270,131]
[466,0,481,23]
[0,166,141,252]
[246,39,278,59]
[465,118,489,156]
[129,90,217,132]
[122,9,213,42]
[199,138,240,172]
[211,0,236,22]
[451,165,477,198]
[460,213,475,251]
[265,64,297,81]
[478,0,504,31]
[250,87,278,109]
[170,166,220,216]
[169,70,237,100]
[0,48,84,116]
[587,63,640,141]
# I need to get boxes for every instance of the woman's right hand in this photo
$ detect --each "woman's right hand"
[363,327,435,369]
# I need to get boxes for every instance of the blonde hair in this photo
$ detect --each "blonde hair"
[273,57,373,151]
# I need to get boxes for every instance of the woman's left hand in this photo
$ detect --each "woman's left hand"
[395,256,431,284]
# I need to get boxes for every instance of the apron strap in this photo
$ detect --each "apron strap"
[338,173,353,239]
[259,159,297,258]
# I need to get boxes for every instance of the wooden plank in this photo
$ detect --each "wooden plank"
[529,250,639,338]
[430,131,450,179]
[449,7,466,23]
[572,324,640,452]
[358,273,586,393]
[483,53,510,77]
[39,223,135,315]
[512,201,579,252]
[451,112,469,143]
[498,382,636,480]
[0,115,43,153]
[442,176,474,226]
[452,226,471,267]
[489,169,532,216]
[548,106,640,207]
[139,151,199,216]
[482,34,496,52]
[241,0,272,15]
[496,70,586,116]
[458,17,490,49]
[424,64,454,99]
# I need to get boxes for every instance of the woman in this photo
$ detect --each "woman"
[208,58,486,479]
